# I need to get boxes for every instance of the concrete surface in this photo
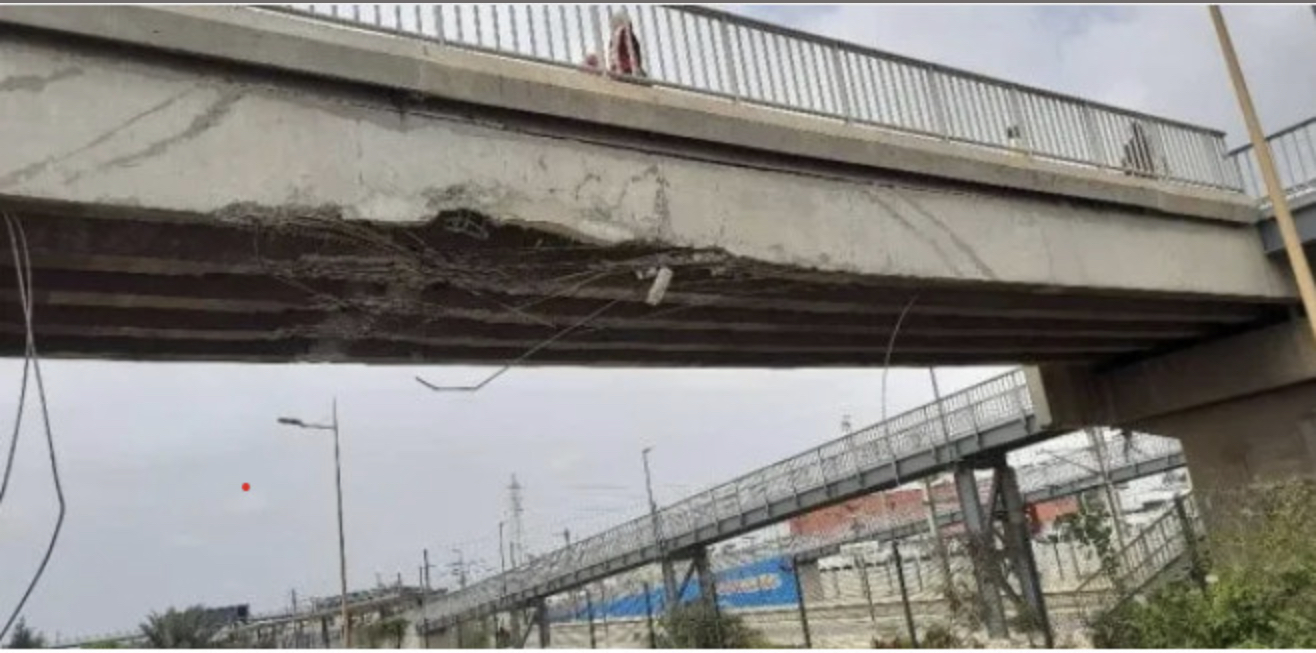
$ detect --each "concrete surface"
[0,5,1263,223]
[1027,318,1316,498]
[0,6,1296,367]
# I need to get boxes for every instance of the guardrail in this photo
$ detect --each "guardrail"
[728,431,1184,565]
[419,369,1031,623]
[271,4,1240,192]
[1074,491,1203,621]
[1227,116,1316,203]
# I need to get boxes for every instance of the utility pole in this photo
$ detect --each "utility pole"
[1212,5,1316,345]
[499,521,508,576]
[643,447,678,605]
[1087,428,1128,550]
[507,475,526,569]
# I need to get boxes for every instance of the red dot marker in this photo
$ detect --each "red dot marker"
[242,483,251,492]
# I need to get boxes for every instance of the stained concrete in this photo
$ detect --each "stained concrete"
[0,6,1297,366]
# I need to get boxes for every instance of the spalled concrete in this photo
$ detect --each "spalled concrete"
[0,6,1297,367]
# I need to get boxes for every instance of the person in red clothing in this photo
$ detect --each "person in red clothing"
[608,10,645,77]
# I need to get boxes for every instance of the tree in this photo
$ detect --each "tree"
[138,606,223,649]
[1062,492,1120,589]
[6,619,46,649]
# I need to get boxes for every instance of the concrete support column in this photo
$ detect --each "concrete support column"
[1027,320,1316,512]
[996,462,1053,647]
[954,464,1007,638]
[691,547,718,607]
[534,599,550,649]
[690,546,723,647]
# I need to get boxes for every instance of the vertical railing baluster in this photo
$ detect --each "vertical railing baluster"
[589,5,604,76]
[720,18,739,99]
[1081,105,1107,167]
[924,67,948,137]
[679,11,695,88]
[644,5,664,81]
[431,5,444,43]
[573,6,587,65]
[831,46,852,122]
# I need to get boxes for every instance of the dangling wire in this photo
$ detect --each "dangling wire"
[0,212,67,642]
[0,216,31,511]
[416,298,622,392]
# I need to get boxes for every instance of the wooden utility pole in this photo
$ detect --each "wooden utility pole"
[1211,5,1316,344]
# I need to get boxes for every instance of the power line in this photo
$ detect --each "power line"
[0,213,67,642]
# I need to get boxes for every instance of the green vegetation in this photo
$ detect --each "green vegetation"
[455,619,492,648]
[656,600,767,648]
[1059,493,1120,589]
[7,619,47,649]
[1093,480,1316,648]
[138,606,223,648]
[362,616,408,648]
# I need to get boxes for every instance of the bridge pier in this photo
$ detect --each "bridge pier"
[995,461,1053,647]
[953,464,1008,638]
[1029,318,1316,525]
[534,598,550,649]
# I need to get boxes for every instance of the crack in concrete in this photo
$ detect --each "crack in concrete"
[0,66,83,93]
[64,89,244,184]
[888,188,998,279]
[0,88,194,189]
[868,188,979,279]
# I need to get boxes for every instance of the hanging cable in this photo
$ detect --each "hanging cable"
[0,216,32,511]
[416,298,622,392]
[0,213,67,642]
[879,293,921,427]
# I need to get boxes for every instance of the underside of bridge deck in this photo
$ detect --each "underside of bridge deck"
[0,198,1292,368]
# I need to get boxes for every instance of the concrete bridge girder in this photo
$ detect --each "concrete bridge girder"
[0,6,1298,367]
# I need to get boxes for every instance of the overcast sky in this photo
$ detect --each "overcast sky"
[3,3,1316,641]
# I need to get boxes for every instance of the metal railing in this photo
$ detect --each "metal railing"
[1227,116,1316,204]
[1074,491,1204,619]
[736,432,1185,565]
[270,4,1240,191]
[419,369,1031,622]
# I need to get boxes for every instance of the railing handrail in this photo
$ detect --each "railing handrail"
[1226,115,1316,157]
[673,5,1228,138]
[420,368,1029,620]
[266,4,1239,192]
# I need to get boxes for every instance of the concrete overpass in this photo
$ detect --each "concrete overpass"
[0,5,1298,368]
[8,4,1316,643]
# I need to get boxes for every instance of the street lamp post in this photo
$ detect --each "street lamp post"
[642,447,678,605]
[277,399,351,648]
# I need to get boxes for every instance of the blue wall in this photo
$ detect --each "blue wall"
[551,556,798,621]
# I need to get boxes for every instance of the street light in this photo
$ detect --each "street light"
[642,447,677,604]
[277,399,351,648]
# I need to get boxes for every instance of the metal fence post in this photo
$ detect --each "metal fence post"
[789,557,813,648]
[1172,495,1207,592]
[892,542,920,647]
[642,581,657,648]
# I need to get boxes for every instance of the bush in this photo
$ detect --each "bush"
[919,623,961,648]
[1094,480,1316,648]
[7,619,46,649]
[656,601,767,648]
